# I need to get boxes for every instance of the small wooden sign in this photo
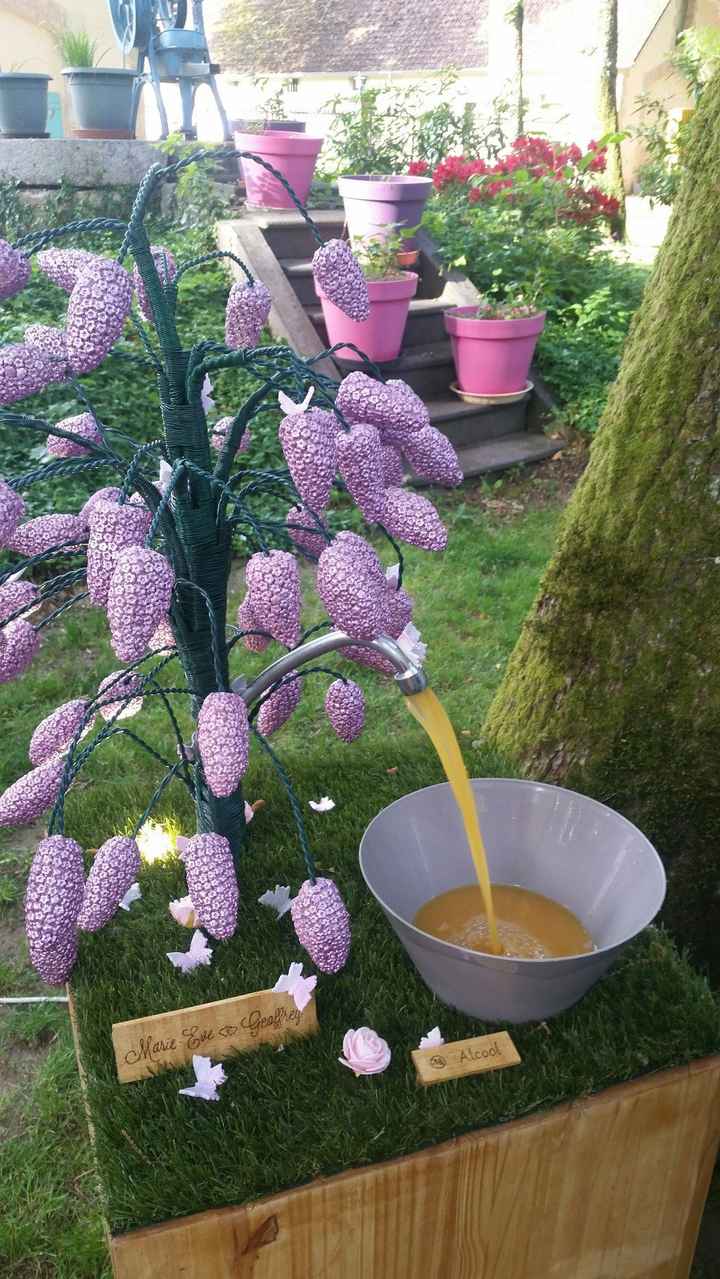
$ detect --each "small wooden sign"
[411,1030,521,1087]
[112,988,318,1084]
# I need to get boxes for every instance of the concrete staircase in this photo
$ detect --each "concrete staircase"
[217,209,558,477]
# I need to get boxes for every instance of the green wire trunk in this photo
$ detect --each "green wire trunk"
[160,356,247,859]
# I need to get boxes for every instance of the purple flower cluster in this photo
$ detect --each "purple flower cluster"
[0,619,39,684]
[325,679,365,742]
[0,239,30,301]
[97,670,143,720]
[107,545,175,662]
[77,836,140,932]
[401,425,463,487]
[316,531,387,640]
[381,578,414,637]
[183,833,239,940]
[66,258,133,375]
[279,409,339,512]
[336,371,426,436]
[0,754,65,827]
[225,279,272,349]
[37,248,97,292]
[285,505,328,559]
[0,479,26,546]
[133,245,177,325]
[87,498,152,606]
[211,417,251,454]
[0,344,54,406]
[336,424,385,523]
[147,617,175,653]
[381,486,448,551]
[29,698,90,766]
[46,412,102,459]
[245,549,301,647]
[25,835,85,985]
[312,239,370,321]
[236,594,271,653]
[291,876,351,973]
[24,324,68,382]
[79,486,122,528]
[197,692,250,798]
[256,677,301,736]
[0,578,38,624]
[381,444,405,487]
[9,513,86,557]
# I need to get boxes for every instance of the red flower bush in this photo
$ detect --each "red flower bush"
[431,136,618,227]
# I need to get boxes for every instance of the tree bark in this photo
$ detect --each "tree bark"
[508,2,525,136]
[596,0,626,238]
[484,72,720,950]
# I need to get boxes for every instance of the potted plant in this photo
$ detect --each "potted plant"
[338,174,432,249]
[0,67,51,138]
[57,28,136,139]
[316,230,419,363]
[444,291,546,397]
[234,118,323,208]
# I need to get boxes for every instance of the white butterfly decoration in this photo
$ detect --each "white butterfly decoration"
[168,894,198,928]
[157,459,173,493]
[201,374,215,413]
[166,928,213,973]
[118,882,142,912]
[178,1054,226,1102]
[419,1026,445,1050]
[258,884,294,919]
[278,386,314,416]
[273,962,317,1012]
[397,622,427,668]
[309,796,335,813]
[385,562,401,589]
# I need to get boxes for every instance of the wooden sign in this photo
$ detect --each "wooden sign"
[411,1030,520,1087]
[112,988,318,1084]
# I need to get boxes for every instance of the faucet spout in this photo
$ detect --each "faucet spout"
[233,629,428,707]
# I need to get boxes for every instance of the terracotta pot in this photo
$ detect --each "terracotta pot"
[235,129,322,208]
[444,306,546,396]
[317,273,418,363]
[396,249,419,267]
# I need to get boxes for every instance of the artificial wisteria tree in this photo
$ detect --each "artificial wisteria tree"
[0,150,461,987]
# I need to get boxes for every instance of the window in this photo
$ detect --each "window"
[288,78,300,93]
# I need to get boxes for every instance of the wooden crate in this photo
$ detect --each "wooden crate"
[109,1055,720,1279]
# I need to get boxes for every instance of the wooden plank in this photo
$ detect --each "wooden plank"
[110,1056,720,1279]
[216,218,338,379]
[111,989,318,1084]
[411,1029,520,1086]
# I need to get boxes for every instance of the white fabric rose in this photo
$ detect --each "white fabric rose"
[339,1026,391,1077]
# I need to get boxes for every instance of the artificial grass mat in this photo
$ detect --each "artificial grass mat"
[70,728,720,1236]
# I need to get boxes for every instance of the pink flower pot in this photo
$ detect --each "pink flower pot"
[317,273,418,364]
[338,175,432,249]
[444,306,546,395]
[235,130,323,209]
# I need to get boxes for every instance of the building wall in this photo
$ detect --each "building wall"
[2,0,144,136]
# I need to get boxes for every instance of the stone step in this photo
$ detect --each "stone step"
[307,305,449,362]
[334,342,456,399]
[454,432,558,479]
[250,207,346,259]
[427,395,529,447]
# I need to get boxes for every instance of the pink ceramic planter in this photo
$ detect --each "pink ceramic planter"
[235,130,323,208]
[317,273,419,363]
[338,175,432,249]
[444,306,546,395]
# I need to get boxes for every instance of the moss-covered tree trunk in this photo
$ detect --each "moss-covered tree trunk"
[597,0,625,238]
[484,73,720,958]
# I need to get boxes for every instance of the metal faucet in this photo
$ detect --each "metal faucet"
[231,629,428,706]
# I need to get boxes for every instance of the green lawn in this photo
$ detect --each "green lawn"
[0,481,717,1275]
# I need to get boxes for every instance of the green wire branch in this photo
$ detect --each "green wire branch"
[251,725,317,883]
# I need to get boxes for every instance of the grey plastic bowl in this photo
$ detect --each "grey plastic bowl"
[359,777,666,1023]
